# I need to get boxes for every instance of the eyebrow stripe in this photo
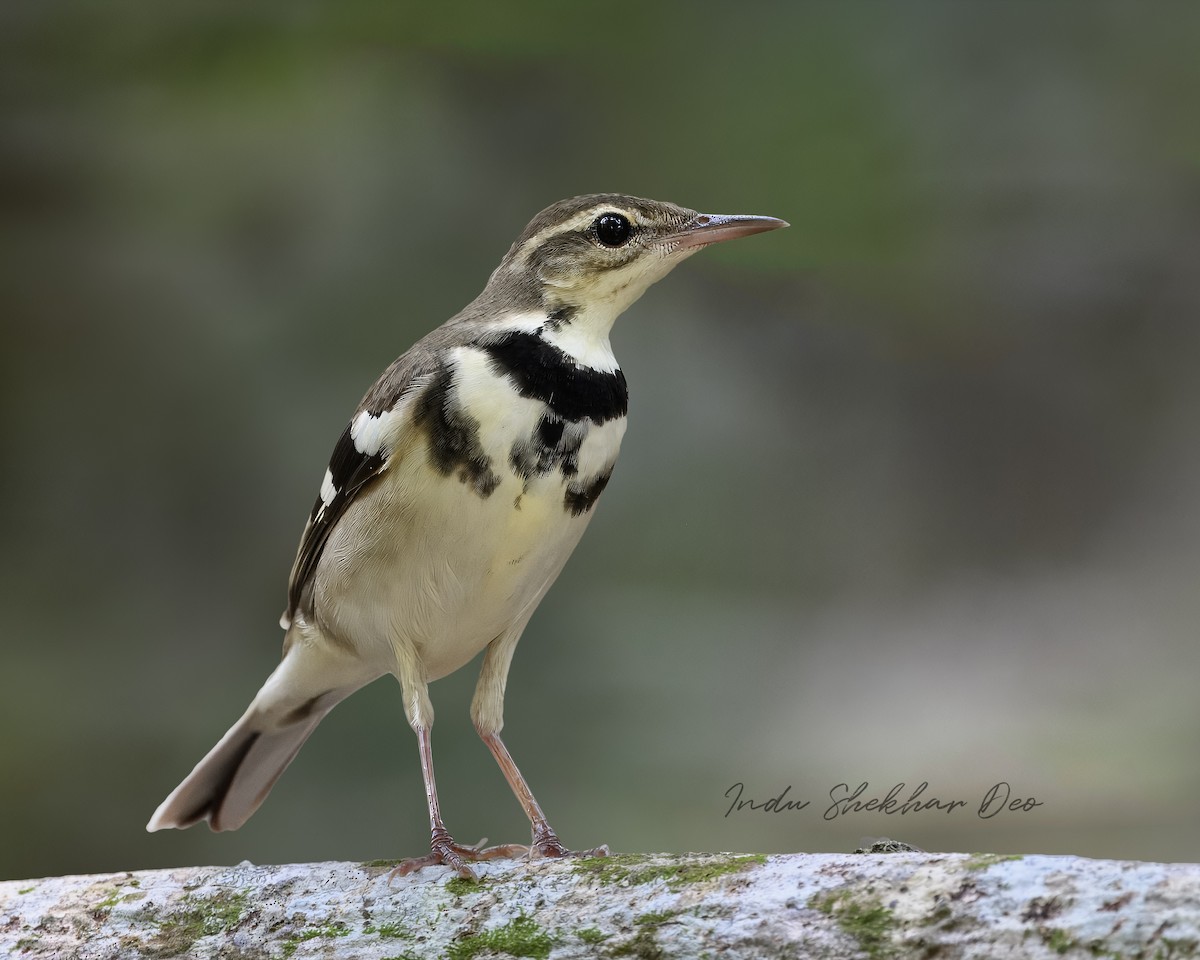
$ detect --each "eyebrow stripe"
[510,206,615,265]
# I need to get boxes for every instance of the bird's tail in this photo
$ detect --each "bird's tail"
[147,631,380,832]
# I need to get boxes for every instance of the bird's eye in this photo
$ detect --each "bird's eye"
[594,212,633,248]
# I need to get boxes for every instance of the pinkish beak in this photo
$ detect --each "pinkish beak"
[668,212,789,252]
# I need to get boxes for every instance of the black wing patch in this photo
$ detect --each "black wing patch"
[284,420,386,624]
[411,364,501,497]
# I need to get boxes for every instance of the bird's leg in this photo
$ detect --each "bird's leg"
[392,725,525,881]
[389,663,521,880]
[479,730,610,860]
[471,631,608,860]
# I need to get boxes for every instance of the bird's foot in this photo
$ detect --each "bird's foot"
[390,832,527,882]
[527,822,610,861]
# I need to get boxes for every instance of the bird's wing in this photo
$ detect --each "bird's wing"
[281,347,442,628]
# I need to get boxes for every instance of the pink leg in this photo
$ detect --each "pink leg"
[392,726,525,881]
[479,730,609,860]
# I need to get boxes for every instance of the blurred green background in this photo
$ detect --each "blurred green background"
[3,1,1199,882]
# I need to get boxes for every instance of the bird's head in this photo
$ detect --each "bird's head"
[488,194,788,324]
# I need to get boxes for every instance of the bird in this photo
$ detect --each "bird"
[147,193,788,878]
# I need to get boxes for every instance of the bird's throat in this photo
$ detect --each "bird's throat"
[538,299,622,374]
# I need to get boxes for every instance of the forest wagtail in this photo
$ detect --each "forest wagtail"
[148,194,787,878]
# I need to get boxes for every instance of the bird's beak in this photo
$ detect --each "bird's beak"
[667,212,790,252]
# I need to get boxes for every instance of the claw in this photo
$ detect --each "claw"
[389,834,528,882]
[528,825,611,861]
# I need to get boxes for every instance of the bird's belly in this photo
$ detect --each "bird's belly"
[314,406,624,681]
[405,475,592,680]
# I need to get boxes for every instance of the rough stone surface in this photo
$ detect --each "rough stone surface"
[2,852,1198,959]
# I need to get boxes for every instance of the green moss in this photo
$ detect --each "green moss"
[1153,938,1200,960]
[634,909,680,926]
[93,879,148,912]
[281,921,351,957]
[575,854,765,890]
[811,889,896,959]
[1042,928,1075,955]
[94,890,124,910]
[446,914,553,960]
[446,875,484,896]
[926,901,971,934]
[964,853,1024,871]
[361,858,403,868]
[148,890,249,956]
[610,928,665,960]
[17,886,36,895]
[364,921,410,939]
[572,853,653,884]
[577,927,610,944]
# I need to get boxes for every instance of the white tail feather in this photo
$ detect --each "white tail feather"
[146,704,324,831]
[147,631,381,832]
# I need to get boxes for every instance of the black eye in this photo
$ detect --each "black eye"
[594,212,633,248]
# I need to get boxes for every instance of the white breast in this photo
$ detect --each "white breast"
[312,345,626,682]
